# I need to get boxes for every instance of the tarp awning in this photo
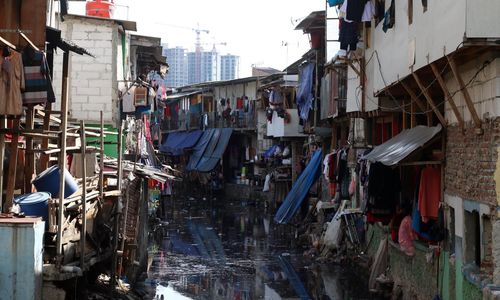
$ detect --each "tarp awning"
[159,130,203,156]
[274,149,322,224]
[362,125,442,166]
[186,128,233,172]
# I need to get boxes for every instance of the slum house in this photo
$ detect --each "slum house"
[159,77,264,199]
[272,10,330,226]
[0,2,176,299]
[324,0,500,299]
[51,12,136,155]
[258,72,308,209]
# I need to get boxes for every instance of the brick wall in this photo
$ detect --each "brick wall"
[445,119,500,205]
[53,16,117,124]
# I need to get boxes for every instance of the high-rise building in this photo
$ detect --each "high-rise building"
[162,46,188,88]
[220,54,239,81]
[187,49,221,84]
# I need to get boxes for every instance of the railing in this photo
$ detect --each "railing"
[161,110,256,132]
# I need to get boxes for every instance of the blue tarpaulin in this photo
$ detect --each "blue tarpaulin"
[197,128,233,172]
[159,130,203,156]
[187,128,233,172]
[274,149,322,224]
[296,62,315,121]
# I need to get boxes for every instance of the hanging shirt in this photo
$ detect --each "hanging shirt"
[22,48,55,105]
[346,0,367,22]
[0,51,24,115]
[398,215,416,256]
[418,166,441,222]
[362,0,376,22]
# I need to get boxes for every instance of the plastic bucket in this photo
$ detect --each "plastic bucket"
[86,0,115,18]
[14,192,51,226]
[33,165,78,198]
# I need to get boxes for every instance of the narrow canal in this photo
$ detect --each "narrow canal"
[148,197,373,300]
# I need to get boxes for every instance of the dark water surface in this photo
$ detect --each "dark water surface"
[148,198,372,300]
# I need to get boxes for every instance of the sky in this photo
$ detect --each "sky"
[68,0,327,77]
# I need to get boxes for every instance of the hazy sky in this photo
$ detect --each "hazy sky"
[68,0,326,77]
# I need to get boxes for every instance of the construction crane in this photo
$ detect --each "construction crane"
[155,22,210,52]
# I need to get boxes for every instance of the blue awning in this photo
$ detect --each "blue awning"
[186,128,233,172]
[274,149,322,224]
[159,130,203,156]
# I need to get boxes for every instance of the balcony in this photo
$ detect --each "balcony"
[161,110,256,133]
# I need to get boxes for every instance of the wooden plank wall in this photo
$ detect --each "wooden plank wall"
[0,0,47,49]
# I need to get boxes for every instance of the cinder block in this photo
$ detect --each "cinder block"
[77,72,100,80]
[88,80,110,89]
[77,87,101,96]
[88,32,112,41]
[71,96,89,104]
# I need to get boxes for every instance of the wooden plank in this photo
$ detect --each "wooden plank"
[431,63,464,130]
[19,0,47,49]
[446,55,482,129]
[41,102,52,170]
[412,72,447,126]
[99,112,104,200]
[24,107,35,193]
[399,80,427,112]
[5,118,20,211]
[0,116,6,212]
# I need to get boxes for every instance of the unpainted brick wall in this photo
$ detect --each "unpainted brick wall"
[445,119,500,206]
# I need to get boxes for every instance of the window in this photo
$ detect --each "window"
[422,0,428,12]
[408,0,413,24]
[464,210,480,267]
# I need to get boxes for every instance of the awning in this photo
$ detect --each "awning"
[159,130,203,156]
[274,149,323,224]
[186,128,233,172]
[362,125,442,166]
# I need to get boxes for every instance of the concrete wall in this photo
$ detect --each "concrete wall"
[53,16,120,124]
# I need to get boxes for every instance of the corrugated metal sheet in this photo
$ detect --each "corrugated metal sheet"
[362,125,442,166]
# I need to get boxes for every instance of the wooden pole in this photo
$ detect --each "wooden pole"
[0,116,6,211]
[117,121,128,277]
[41,103,53,170]
[430,63,464,131]
[80,120,87,269]
[56,51,70,266]
[412,72,446,126]
[99,111,104,200]
[25,107,35,193]
[5,118,20,211]
[446,55,482,130]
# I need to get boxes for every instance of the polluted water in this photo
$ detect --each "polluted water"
[148,197,375,300]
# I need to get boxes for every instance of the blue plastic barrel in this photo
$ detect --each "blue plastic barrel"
[14,192,51,223]
[32,165,78,198]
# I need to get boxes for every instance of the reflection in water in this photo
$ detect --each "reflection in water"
[149,198,372,300]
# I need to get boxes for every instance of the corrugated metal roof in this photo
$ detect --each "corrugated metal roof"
[362,125,442,166]
[166,90,202,101]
